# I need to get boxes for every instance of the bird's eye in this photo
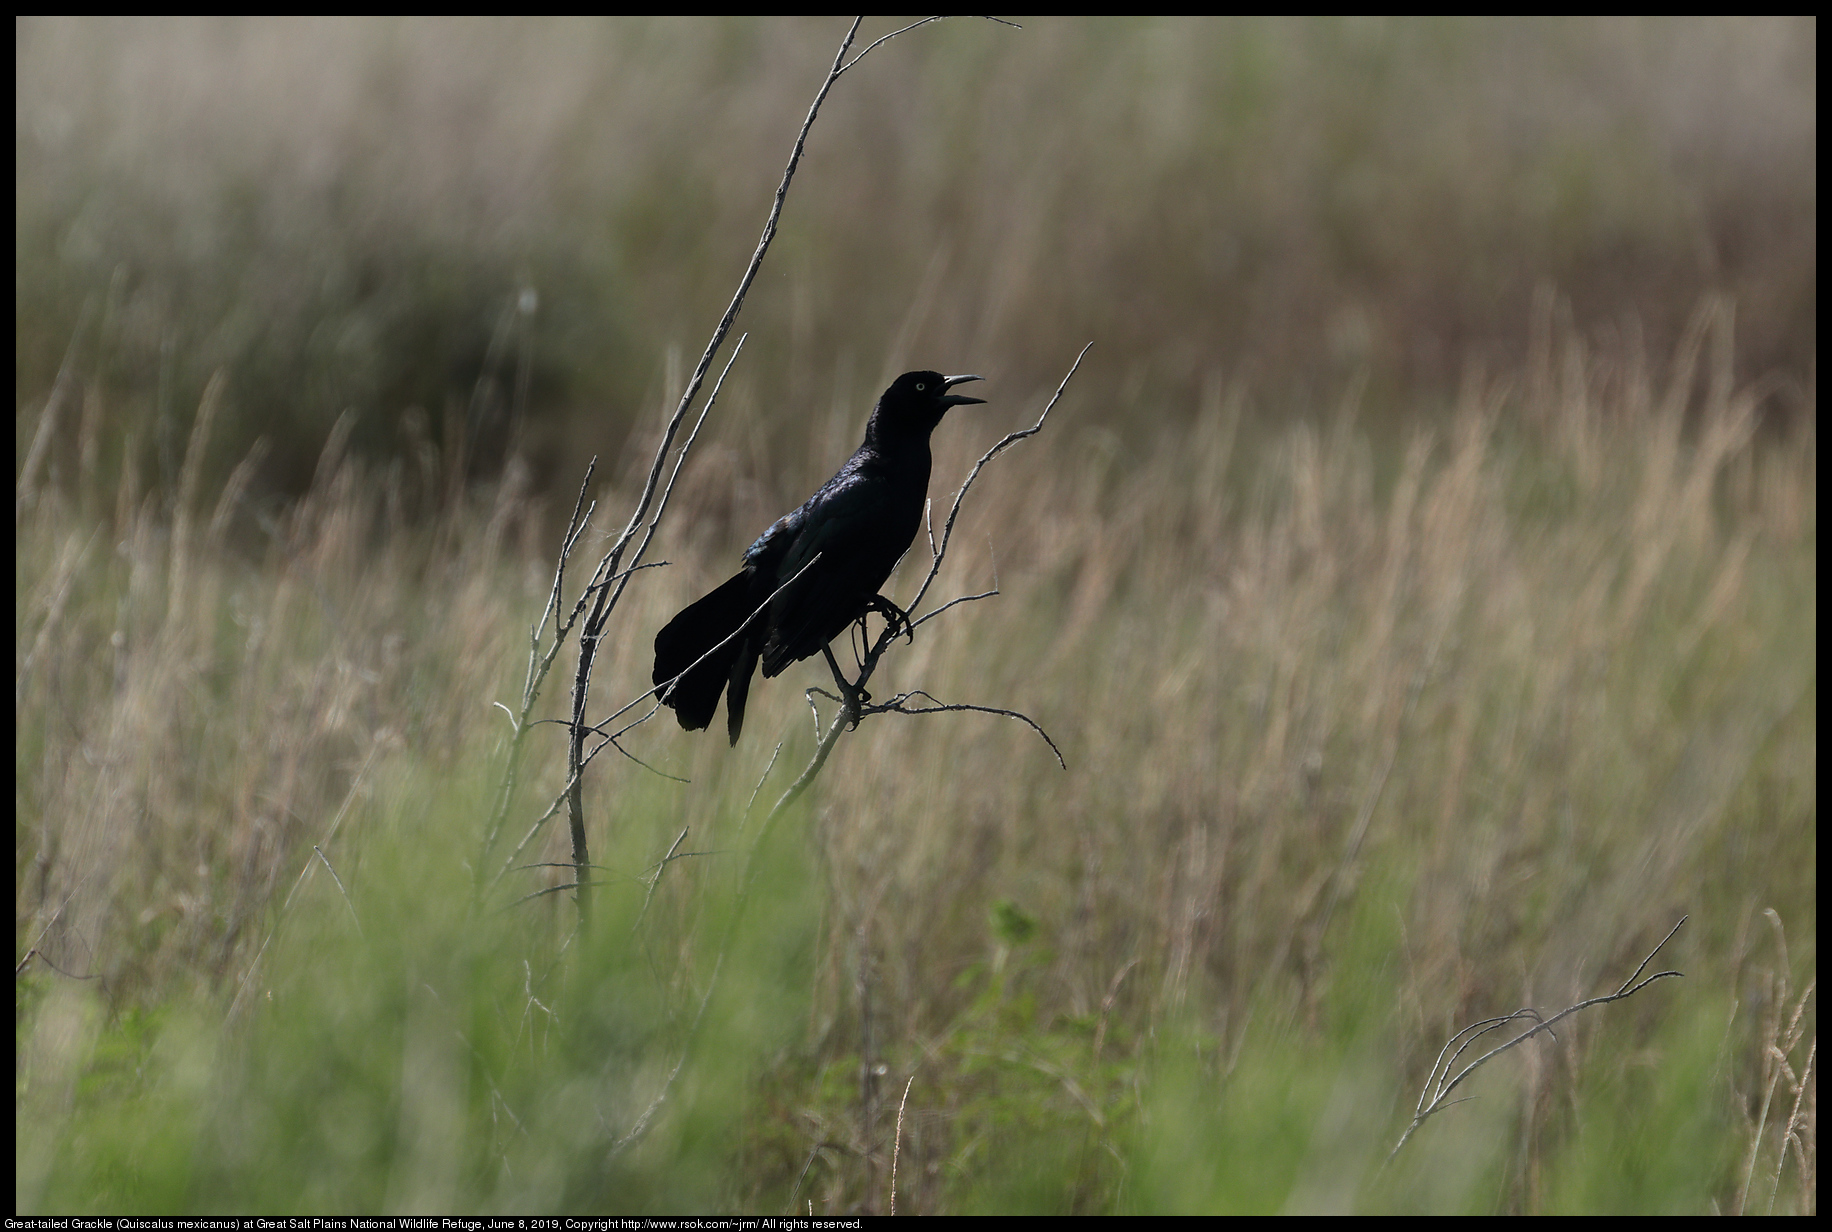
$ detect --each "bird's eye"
[915,382,926,391]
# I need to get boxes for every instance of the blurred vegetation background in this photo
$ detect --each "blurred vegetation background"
[15,16,1816,1215]
[16,15,1815,505]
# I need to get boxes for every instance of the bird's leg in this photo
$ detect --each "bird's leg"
[861,593,916,645]
[821,644,870,728]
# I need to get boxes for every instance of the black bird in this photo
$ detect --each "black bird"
[653,370,986,743]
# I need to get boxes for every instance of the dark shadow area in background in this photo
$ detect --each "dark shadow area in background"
[15,16,1815,517]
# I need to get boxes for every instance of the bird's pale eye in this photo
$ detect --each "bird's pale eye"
[915,383,926,391]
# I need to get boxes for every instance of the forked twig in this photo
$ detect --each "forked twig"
[911,587,999,628]
[1390,916,1688,1160]
[866,689,1065,768]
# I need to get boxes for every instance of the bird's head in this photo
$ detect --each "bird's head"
[872,370,986,439]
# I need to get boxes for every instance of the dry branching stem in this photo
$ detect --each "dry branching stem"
[1390,915,1688,1160]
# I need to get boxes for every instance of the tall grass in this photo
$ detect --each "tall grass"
[16,300,1814,1212]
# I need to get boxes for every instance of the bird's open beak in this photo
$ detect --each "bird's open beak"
[942,374,986,407]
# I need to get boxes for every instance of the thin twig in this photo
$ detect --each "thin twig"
[312,846,363,939]
[495,784,578,888]
[837,18,941,75]
[840,14,1022,79]
[601,334,748,630]
[788,1139,849,1215]
[506,880,609,909]
[1390,916,1688,1160]
[508,862,615,874]
[539,488,600,654]
[741,740,787,833]
[911,587,999,628]
[869,689,1065,769]
[584,720,689,784]
[634,827,691,933]
[15,949,102,981]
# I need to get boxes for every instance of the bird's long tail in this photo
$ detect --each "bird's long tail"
[653,571,762,743]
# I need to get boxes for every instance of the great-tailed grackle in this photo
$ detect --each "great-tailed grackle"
[653,370,986,744]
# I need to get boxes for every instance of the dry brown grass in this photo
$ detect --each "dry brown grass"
[16,297,1814,1211]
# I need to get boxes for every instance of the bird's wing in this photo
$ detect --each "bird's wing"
[787,467,904,578]
[748,466,876,577]
[742,506,802,573]
[757,472,905,675]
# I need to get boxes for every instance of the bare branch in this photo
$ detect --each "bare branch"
[836,17,942,76]
[912,587,999,628]
[634,827,690,933]
[312,845,363,939]
[840,14,1023,80]
[585,732,689,785]
[870,689,1065,768]
[15,949,102,981]
[1613,912,1689,996]
[537,458,598,652]
[598,701,666,748]
[740,740,787,833]
[475,458,598,888]
[507,880,610,909]
[508,862,616,874]
[495,784,576,888]
[533,12,883,922]
[1390,917,1687,1160]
